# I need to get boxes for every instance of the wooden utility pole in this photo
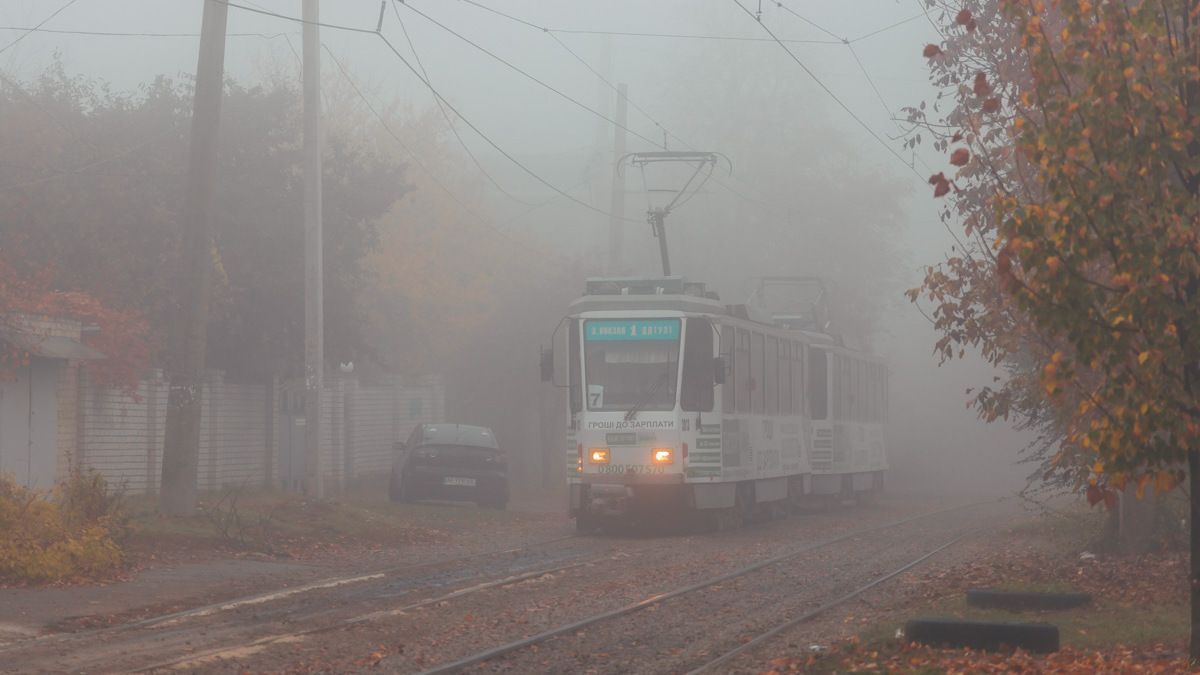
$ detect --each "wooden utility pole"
[302,0,325,498]
[606,83,628,276]
[160,0,228,517]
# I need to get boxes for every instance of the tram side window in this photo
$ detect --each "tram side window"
[751,332,765,415]
[682,319,715,412]
[780,341,791,416]
[736,329,751,415]
[721,326,735,414]
[808,349,827,419]
[765,336,778,416]
[569,319,582,414]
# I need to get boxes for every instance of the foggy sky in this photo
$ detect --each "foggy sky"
[0,0,1030,494]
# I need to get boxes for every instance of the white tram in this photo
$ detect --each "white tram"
[550,277,887,532]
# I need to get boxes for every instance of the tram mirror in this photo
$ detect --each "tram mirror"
[712,356,727,385]
[539,347,554,382]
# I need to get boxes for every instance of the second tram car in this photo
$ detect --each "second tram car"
[549,277,886,532]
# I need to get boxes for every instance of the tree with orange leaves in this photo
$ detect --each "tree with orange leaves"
[0,250,151,395]
[910,0,1200,658]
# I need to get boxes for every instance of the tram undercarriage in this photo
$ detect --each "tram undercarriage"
[570,471,885,533]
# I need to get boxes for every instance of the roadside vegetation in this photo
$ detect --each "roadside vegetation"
[0,472,127,584]
[771,504,1190,673]
[0,471,554,585]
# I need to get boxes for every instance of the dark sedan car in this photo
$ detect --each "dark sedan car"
[389,424,508,509]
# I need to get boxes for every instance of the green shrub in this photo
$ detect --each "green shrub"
[0,472,126,583]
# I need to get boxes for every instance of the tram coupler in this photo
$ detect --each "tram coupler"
[587,484,634,517]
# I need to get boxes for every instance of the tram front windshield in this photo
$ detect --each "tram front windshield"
[583,319,680,412]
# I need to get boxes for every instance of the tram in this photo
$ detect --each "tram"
[543,276,887,532]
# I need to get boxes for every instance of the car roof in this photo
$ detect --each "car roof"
[417,424,498,449]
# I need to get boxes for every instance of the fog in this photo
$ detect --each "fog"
[0,0,1029,499]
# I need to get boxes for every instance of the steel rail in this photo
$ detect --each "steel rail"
[414,500,994,675]
[0,532,580,654]
[686,532,968,673]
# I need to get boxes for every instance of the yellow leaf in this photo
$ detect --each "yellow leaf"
[1138,351,1150,365]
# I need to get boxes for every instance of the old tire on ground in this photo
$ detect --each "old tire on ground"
[966,588,1092,611]
[905,617,1059,654]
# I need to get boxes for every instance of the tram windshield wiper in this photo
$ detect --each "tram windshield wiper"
[624,372,671,421]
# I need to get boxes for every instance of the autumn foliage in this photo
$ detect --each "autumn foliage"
[909,0,1200,657]
[909,0,1200,499]
[0,251,151,393]
[0,472,127,584]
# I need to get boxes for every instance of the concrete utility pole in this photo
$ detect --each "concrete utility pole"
[606,83,628,276]
[303,0,324,499]
[160,0,228,517]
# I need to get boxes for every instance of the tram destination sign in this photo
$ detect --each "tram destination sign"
[585,319,679,341]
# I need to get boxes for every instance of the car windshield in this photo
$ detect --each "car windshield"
[583,319,680,412]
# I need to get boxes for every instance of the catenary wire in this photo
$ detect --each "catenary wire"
[395,1,664,152]
[729,0,925,183]
[771,0,844,41]
[0,0,79,55]
[215,0,638,224]
[733,0,969,253]
[323,43,577,269]
[0,26,291,39]
[388,1,535,206]
[453,0,799,216]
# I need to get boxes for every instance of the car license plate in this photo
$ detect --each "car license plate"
[443,477,476,487]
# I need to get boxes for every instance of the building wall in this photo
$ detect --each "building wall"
[0,359,61,490]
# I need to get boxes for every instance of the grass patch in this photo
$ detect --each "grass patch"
[124,477,543,558]
[922,595,1186,650]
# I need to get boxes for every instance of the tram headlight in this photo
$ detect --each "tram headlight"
[652,448,674,464]
[589,448,610,464]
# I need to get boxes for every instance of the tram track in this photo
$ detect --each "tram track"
[412,499,997,675]
[685,533,967,674]
[0,532,588,667]
[0,498,997,673]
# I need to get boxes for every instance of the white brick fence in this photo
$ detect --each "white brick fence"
[68,371,444,494]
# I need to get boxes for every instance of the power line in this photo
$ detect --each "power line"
[375,31,640,224]
[452,1,840,45]
[323,42,576,269]
[729,0,925,184]
[454,0,799,217]
[388,1,534,206]
[219,1,378,35]
[771,1,843,41]
[0,0,79,55]
[0,26,290,39]
[850,13,924,42]
[395,1,663,151]
[217,0,638,224]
